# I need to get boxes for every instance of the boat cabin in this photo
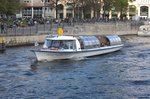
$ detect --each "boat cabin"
[78,35,122,49]
[43,36,81,51]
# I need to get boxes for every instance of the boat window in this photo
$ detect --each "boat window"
[43,39,52,48]
[60,40,76,50]
[106,35,122,45]
[50,40,61,48]
[47,40,76,50]
[79,36,100,49]
[78,39,84,49]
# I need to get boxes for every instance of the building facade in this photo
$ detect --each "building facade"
[129,0,150,19]
[17,0,150,20]
[17,0,74,19]
[17,0,55,18]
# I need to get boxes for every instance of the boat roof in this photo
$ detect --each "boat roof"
[46,35,77,40]
[45,35,122,44]
[139,25,150,28]
[106,35,122,43]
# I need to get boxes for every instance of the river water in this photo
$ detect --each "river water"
[0,35,150,99]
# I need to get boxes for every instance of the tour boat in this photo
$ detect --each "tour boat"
[138,25,150,36]
[31,35,124,61]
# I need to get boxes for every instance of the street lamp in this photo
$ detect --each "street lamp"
[43,0,46,32]
[44,0,46,18]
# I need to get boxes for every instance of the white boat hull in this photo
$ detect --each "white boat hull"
[32,45,123,61]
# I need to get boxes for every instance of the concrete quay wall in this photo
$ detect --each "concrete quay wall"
[5,35,46,47]
[64,23,138,36]
[4,24,138,47]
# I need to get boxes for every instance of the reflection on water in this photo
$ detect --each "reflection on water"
[0,35,150,99]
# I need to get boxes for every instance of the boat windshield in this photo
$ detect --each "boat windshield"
[46,40,76,50]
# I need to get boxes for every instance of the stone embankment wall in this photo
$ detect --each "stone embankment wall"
[4,35,46,47]
[64,23,138,36]
[3,23,138,47]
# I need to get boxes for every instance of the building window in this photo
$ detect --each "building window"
[24,0,30,3]
[41,0,49,2]
[140,6,148,16]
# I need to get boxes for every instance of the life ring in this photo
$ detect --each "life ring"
[50,48,58,50]
[41,48,48,50]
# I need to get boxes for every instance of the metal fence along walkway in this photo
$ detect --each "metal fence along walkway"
[0,21,143,36]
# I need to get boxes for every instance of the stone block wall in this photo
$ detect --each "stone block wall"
[4,35,47,47]
[2,23,138,47]
[63,23,138,36]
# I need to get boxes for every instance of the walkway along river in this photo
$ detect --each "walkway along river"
[0,35,150,99]
[0,22,139,48]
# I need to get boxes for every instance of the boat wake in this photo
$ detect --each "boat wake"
[71,57,86,61]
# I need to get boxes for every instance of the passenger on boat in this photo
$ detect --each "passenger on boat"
[61,44,68,49]
[101,43,105,47]
[58,41,69,50]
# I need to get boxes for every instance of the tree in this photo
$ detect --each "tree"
[0,0,22,16]
[102,0,114,19]
[49,0,60,19]
[90,0,102,18]
[67,0,80,19]
[113,0,129,19]
[79,0,87,19]
[82,0,99,18]
[0,0,8,15]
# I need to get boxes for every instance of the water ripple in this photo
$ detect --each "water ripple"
[0,36,150,99]
[130,80,150,85]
